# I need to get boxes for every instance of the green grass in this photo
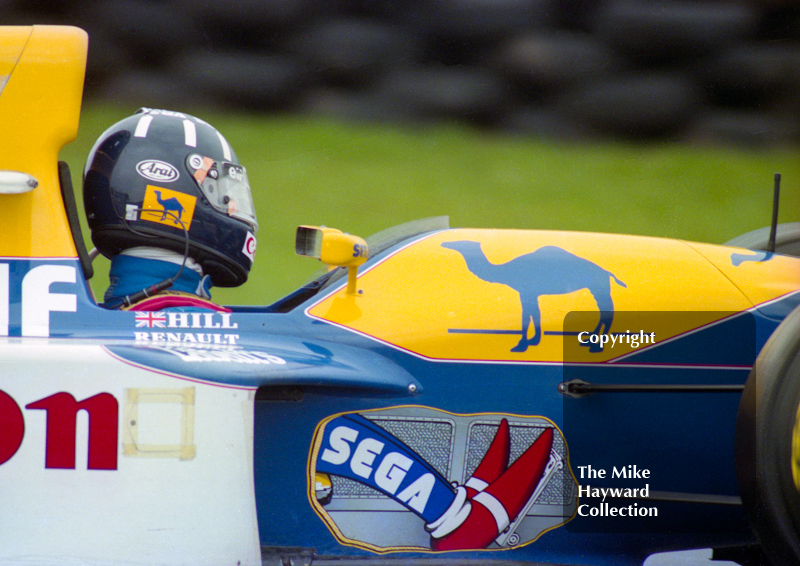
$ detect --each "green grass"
[61,102,800,305]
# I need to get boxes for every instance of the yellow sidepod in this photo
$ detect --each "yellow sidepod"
[687,241,800,309]
[305,229,796,363]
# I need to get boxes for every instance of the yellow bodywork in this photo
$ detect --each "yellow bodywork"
[0,25,87,258]
[297,226,370,295]
[308,229,800,363]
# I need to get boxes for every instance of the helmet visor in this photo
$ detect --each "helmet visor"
[188,154,258,230]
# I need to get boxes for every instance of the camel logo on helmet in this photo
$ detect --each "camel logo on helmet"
[141,185,197,230]
[136,159,180,183]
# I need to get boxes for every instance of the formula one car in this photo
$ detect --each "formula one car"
[2,25,800,566]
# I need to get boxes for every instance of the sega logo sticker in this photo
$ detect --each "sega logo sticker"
[243,231,256,262]
[137,159,180,183]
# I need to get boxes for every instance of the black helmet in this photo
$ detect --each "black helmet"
[83,108,258,287]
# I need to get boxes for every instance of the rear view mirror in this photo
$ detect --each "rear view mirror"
[296,225,369,295]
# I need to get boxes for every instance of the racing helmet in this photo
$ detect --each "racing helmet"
[83,108,258,287]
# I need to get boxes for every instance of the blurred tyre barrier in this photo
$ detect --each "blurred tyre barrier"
[182,0,318,47]
[499,105,591,141]
[11,0,797,145]
[180,0,329,52]
[561,73,702,138]
[593,0,759,63]
[407,0,556,42]
[173,51,309,110]
[301,86,418,125]
[78,0,200,66]
[491,32,624,98]
[705,43,800,105]
[287,19,424,87]
[98,69,210,111]
[688,110,800,147]
[376,66,511,123]
[80,26,138,94]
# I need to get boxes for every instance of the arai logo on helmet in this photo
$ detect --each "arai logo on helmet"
[136,160,180,183]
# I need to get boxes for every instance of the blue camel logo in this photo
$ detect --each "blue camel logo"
[442,241,626,353]
[153,190,184,224]
[730,250,773,266]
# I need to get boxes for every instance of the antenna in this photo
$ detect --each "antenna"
[767,173,780,253]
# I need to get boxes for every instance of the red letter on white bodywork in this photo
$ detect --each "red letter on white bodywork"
[0,389,24,464]
[26,392,119,470]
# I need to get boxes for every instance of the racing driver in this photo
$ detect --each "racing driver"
[83,108,258,311]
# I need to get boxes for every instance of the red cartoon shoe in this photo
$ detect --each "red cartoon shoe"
[430,427,554,551]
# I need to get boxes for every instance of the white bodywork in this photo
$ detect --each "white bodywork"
[0,339,260,566]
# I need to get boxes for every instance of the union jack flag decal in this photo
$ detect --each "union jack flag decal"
[135,312,167,328]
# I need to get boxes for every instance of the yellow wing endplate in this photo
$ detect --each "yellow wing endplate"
[0,25,88,258]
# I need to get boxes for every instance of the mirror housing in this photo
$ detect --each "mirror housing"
[296,226,369,295]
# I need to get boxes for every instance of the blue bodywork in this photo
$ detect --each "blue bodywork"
[4,226,798,566]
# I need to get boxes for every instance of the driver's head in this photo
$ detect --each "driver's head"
[83,108,257,287]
